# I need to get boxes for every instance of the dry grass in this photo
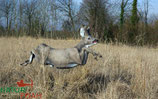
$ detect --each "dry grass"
[0,37,158,99]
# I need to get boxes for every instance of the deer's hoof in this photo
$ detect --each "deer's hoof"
[94,57,98,61]
[99,55,103,58]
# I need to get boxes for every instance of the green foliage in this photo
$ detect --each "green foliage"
[131,0,139,26]
[129,0,139,44]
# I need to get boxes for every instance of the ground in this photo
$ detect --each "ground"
[0,37,158,99]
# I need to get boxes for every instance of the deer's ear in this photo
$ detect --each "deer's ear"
[79,24,85,31]
[83,25,87,29]
[87,26,90,31]
[86,26,91,36]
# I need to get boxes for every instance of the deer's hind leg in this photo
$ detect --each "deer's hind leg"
[20,51,35,66]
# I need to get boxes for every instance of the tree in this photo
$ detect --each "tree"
[62,20,71,31]
[56,0,77,32]
[0,0,15,31]
[144,0,149,42]
[37,0,50,37]
[129,0,139,44]
[49,0,58,31]
[131,0,138,26]
[23,0,38,36]
[120,0,129,27]
[119,0,129,42]
[144,0,149,27]
[18,0,25,29]
[79,0,113,41]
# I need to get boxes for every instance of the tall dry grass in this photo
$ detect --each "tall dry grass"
[0,37,158,99]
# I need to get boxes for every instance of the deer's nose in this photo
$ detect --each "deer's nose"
[95,39,99,42]
[93,39,99,43]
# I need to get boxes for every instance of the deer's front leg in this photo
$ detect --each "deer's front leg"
[83,48,102,59]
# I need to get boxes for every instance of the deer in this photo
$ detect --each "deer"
[20,27,102,69]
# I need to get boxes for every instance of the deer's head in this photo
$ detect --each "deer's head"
[82,36,98,48]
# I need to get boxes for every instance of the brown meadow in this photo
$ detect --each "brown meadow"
[0,37,158,99]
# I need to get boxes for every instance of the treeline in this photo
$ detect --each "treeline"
[0,0,158,45]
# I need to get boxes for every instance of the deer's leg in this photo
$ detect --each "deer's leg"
[44,61,54,68]
[20,51,35,66]
[43,57,55,68]
[83,48,102,59]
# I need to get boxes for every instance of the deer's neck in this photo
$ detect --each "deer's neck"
[75,41,89,65]
[75,41,85,52]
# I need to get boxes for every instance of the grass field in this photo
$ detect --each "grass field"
[0,37,158,99]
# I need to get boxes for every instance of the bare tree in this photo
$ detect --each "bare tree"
[12,0,18,32]
[56,0,77,31]
[23,0,38,36]
[143,0,149,43]
[37,0,50,37]
[0,0,15,31]
[79,0,112,41]
[144,0,149,26]
[49,0,58,31]
[18,0,25,29]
